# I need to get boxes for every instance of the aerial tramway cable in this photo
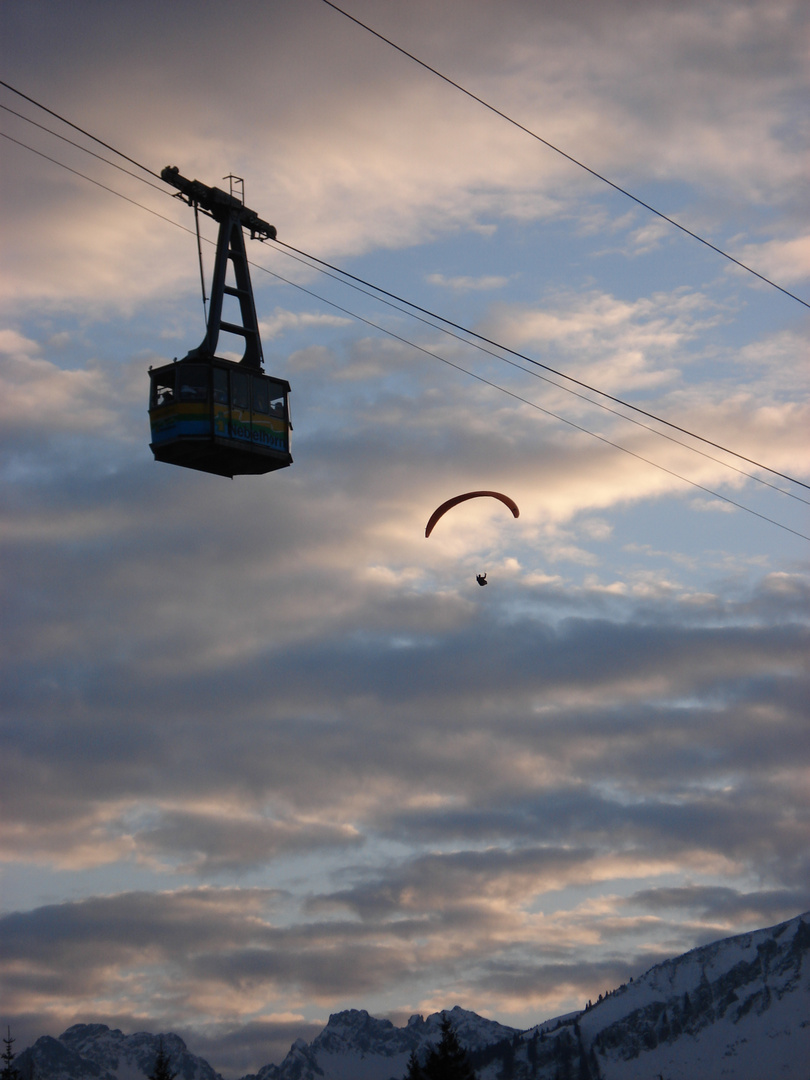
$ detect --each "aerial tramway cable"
[273,240,810,498]
[1,78,807,493]
[1,101,808,535]
[317,1,810,312]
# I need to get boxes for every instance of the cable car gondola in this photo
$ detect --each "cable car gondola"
[149,167,292,478]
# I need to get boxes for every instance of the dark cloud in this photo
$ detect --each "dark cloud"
[139,811,363,875]
[624,884,809,925]
[3,584,807,880]
[0,889,425,1022]
[467,957,641,1004]
[307,846,596,923]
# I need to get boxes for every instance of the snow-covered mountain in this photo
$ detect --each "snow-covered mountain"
[577,909,810,1080]
[16,1026,222,1080]
[15,911,810,1080]
[249,1006,518,1080]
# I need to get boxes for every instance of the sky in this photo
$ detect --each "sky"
[0,0,809,1074]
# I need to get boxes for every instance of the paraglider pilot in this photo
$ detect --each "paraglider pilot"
[476,573,488,586]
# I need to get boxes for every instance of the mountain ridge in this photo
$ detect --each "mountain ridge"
[15,911,810,1080]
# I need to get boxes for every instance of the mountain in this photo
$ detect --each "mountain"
[15,911,810,1080]
[16,1026,222,1080]
[577,909,810,1080]
[247,1006,519,1080]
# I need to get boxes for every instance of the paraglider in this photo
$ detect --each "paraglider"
[425,491,519,586]
[424,490,520,538]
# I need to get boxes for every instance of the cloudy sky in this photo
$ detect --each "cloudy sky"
[1,0,809,1074]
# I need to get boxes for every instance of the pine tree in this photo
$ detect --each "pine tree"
[423,1017,477,1080]
[527,1031,539,1074]
[404,1049,427,1080]
[3,1039,33,1080]
[147,1039,177,1080]
[2,1029,21,1080]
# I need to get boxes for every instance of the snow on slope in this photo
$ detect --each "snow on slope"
[255,1006,519,1080]
[578,911,810,1079]
[17,1026,223,1080]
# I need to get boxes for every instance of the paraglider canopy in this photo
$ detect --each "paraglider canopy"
[425,490,520,538]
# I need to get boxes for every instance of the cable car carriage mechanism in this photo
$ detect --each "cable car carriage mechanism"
[149,167,292,478]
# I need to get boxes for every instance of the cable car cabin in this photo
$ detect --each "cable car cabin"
[149,167,292,479]
[149,355,292,478]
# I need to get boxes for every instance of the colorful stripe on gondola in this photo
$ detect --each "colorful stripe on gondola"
[150,403,211,444]
[230,411,287,450]
[151,404,288,452]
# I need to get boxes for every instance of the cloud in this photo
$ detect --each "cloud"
[0,336,124,437]
[0,888,425,1019]
[179,1017,325,1077]
[1,0,808,1064]
[624,884,808,925]
[138,810,363,875]
[3,0,808,312]
[3,568,807,873]
[427,274,510,292]
[482,288,715,387]
[259,308,352,341]
[736,233,810,284]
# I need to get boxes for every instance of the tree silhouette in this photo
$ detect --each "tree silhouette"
[147,1039,177,1080]
[2,1030,20,1080]
[404,1048,427,1080]
[423,1017,477,1080]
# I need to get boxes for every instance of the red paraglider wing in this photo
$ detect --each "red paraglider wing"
[425,490,520,538]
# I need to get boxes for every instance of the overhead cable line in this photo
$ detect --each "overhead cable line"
[276,240,810,494]
[0,102,168,195]
[3,78,807,494]
[249,258,810,543]
[4,128,808,539]
[0,79,165,182]
[0,132,189,231]
[269,241,810,507]
[319,0,810,312]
